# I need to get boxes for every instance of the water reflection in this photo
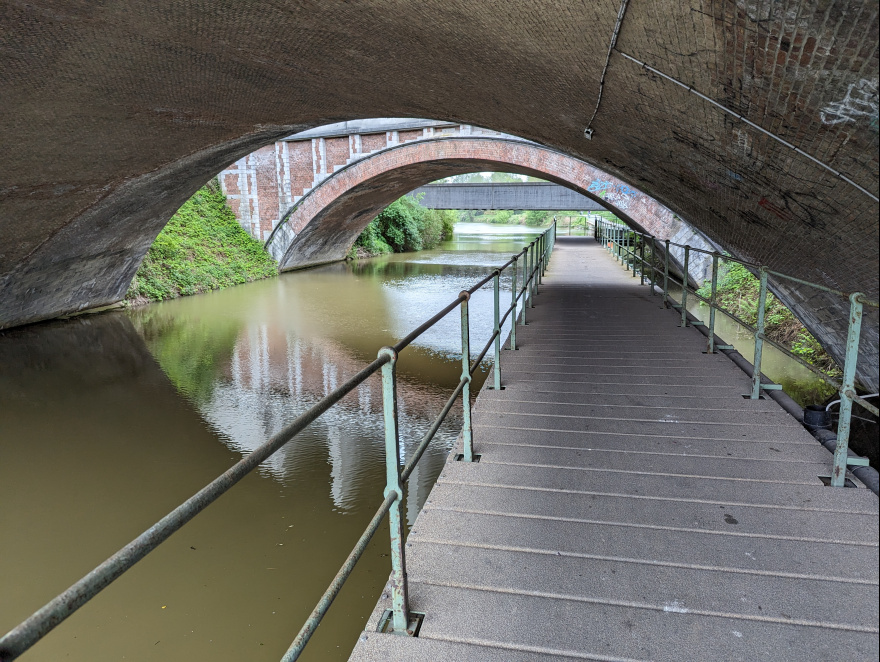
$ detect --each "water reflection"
[0,224,542,662]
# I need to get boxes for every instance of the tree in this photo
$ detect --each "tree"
[525,210,550,226]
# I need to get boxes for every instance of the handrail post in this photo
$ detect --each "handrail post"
[532,241,539,300]
[536,236,542,280]
[459,292,474,462]
[537,237,543,285]
[707,253,719,353]
[831,292,864,486]
[749,267,769,399]
[521,249,528,325]
[378,347,411,633]
[680,245,690,327]
[630,235,636,276]
[529,244,536,307]
[510,256,518,349]
[663,239,670,307]
[649,236,656,295]
[639,237,645,285]
[492,271,502,390]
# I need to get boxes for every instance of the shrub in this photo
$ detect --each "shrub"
[696,262,839,374]
[352,196,456,258]
[126,179,277,303]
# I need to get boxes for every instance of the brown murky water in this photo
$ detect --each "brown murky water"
[0,225,540,662]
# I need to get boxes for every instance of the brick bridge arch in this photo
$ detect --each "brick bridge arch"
[266,136,678,270]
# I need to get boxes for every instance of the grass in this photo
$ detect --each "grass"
[696,262,840,375]
[126,179,277,303]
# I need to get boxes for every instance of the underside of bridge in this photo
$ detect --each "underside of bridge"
[1,1,878,384]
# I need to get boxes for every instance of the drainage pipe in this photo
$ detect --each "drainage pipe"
[675,302,879,495]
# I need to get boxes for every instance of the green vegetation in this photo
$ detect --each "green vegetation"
[696,262,839,374]
[126,179,277,304]
[350,195,456,258]
[131,308,241,404]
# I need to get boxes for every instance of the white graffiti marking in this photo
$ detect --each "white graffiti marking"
[820,78,879,126]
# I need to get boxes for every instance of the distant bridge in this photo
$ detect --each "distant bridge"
[408,182,606,211]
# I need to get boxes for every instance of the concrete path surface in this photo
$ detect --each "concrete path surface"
[349,237,879,661]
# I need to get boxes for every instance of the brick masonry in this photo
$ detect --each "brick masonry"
[0,1,877,385]
[220,123,507,242]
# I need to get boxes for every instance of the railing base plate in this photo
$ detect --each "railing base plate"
[818,476,857,488]
[377,610,424,636]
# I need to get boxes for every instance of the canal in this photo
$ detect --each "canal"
[0,224,539,662]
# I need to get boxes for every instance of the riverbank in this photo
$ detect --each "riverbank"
[695,261,838,375]
[125,179,277,305]
[348,196,456,259]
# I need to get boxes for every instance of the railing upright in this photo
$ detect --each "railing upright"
[510,256,518,348]
[630,236,636,276]
[649,236,656,295]
[521,248,528,325]
[706,253,719,354]
[459,293,474,461]
[831,292,866,486]
[663,239,670,307]
[529,243,536,308]
[377,347,413,633]
[492,271,502,390]
[680,245,690,326]
[749,267,769,399]
[537,237,543,284]
[639,239,645,285]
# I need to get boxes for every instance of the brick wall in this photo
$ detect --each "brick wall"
[324,137,350,173]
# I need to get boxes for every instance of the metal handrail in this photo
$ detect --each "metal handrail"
[594,217,877,487]
[0,224,557,662]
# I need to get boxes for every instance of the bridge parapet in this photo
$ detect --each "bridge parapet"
[219,120,515,242]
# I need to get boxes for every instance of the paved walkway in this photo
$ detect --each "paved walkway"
[351,237,878,661]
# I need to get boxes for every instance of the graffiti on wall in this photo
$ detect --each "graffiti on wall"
[586,179,636,210]
[820,78,879,127]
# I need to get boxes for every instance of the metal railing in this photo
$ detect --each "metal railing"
[0,225,556,662]
[595,217,878,488]
[557,214,591,236]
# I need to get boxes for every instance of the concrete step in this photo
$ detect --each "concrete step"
[476,388,784,411]
[473,398,796,425]
[472,411,812,443]
[407,542,879,628]
[468,426,826,460]
[472,443,833,483]
[392,582,877,661]
[480,379,765,399]
[407,509,877,580]
[350,632,585,661]
[496,370,752,388]
[435,461,875,512]
[422,481,879,544]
